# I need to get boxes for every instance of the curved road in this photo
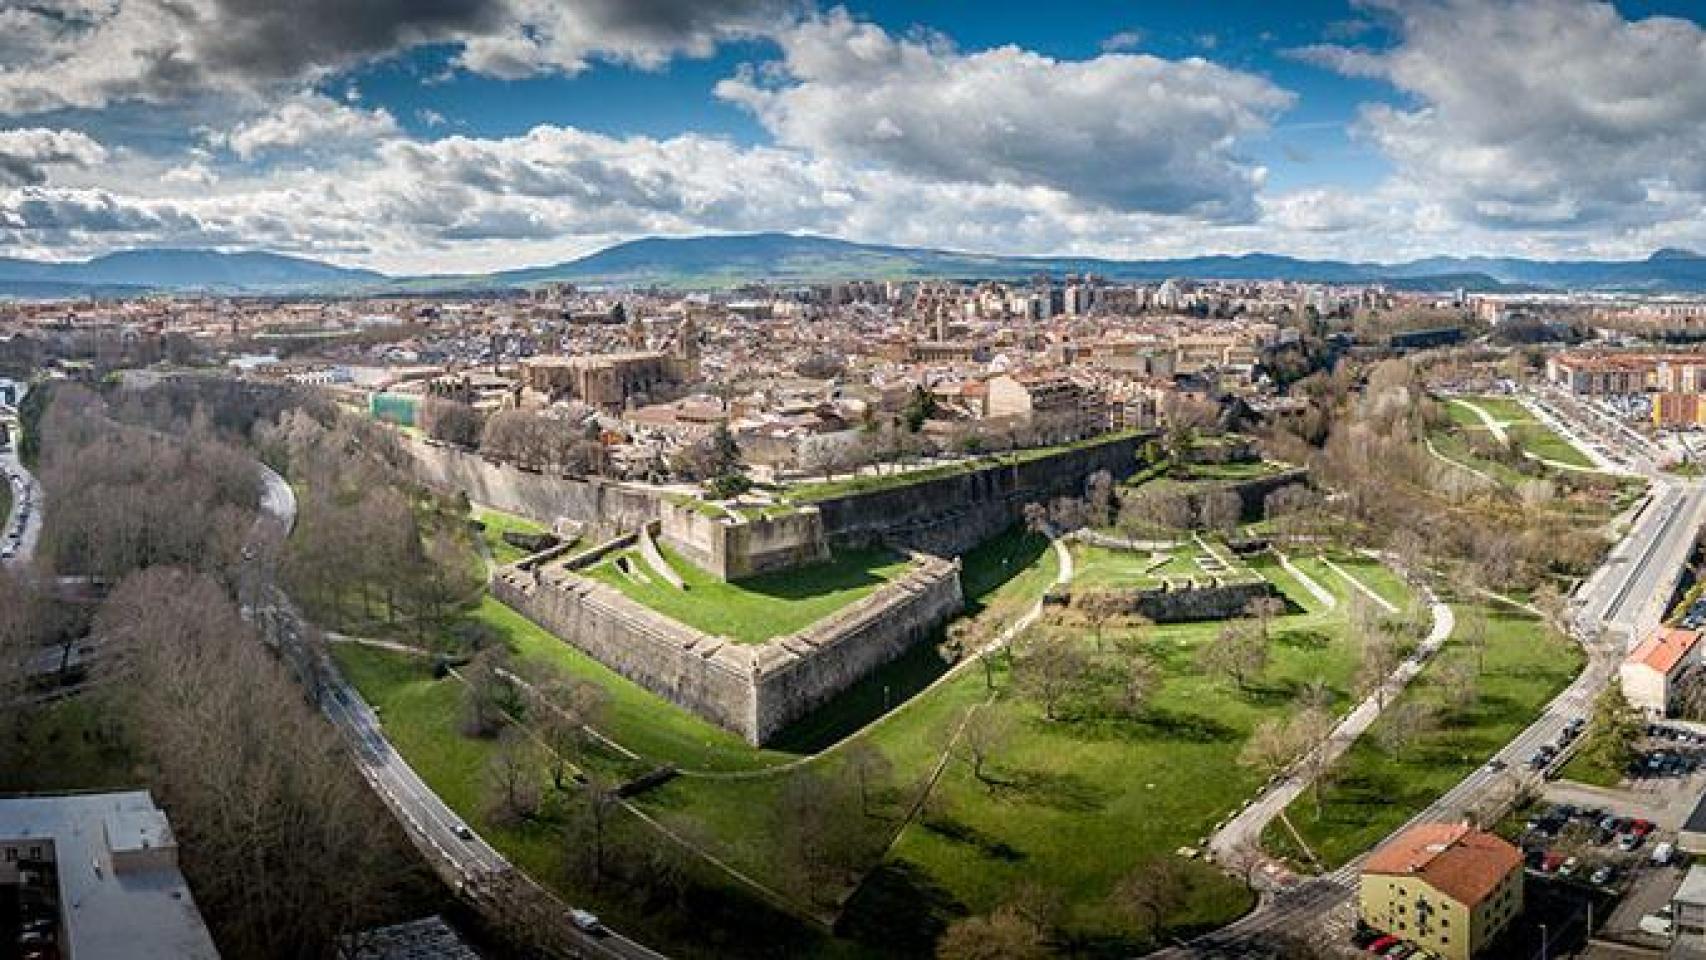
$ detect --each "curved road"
[243,463,665,960]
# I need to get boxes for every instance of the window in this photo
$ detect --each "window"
[27,845,40,860]
[3,848,13,863]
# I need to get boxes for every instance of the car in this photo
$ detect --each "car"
[454,824,474,841]
[1384,945,1417,959]
[1633,819,1656,837]
[1487,758,1507,772]
[1591,865,1616,886]
[1541,852,1566,873]
[1559,856,1580,877]
[569,908,607,936]
[1366,935,1400,954]
[1654,842,1676,865]
[1619,832,1643,852]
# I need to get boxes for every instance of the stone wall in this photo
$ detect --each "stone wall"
[403,438,660,538]
[814,432,1150,555]
[1067,579,1275,624]
[1178,466,1310,521]
[655,501,830,581]
[495,547,963,744]
[751,555,963,742]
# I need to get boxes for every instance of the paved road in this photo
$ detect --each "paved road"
[243,463,665,960]
[1,385,40,570]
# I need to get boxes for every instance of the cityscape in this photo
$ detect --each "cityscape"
[9,2,1706,960]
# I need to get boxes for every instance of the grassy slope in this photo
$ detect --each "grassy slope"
[581,544,912,644]
[473,506,552,566]
[1263,600,1582,868]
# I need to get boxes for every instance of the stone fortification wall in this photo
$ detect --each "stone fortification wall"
[1065,579,1275,624]
[813,433,1149,556]
[751,554,963,742]
[495,547,963,744]
[655,501,830,581]
[403,439,660,538]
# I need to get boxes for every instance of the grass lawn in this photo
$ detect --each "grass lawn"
[1262,600,1582,869]
[473,505,554,566]
[1456,396,1535,424]
[0,697,140,793]
[581,544,913,644]
[1558,749,1625,788]
[1071,540,1256,591]
[1508,423,1596,468]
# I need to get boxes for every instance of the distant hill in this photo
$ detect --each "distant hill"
[494,233,1706,292]
[3,235,1706,296]
[0,249,385,296]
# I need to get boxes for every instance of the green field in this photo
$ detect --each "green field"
[1070,539,1257,591]
[1263,600,1582,868]
[581,544,913,644]
[1448,397,1595,469]
[473,506,554,566]
[1508,423,1595,468]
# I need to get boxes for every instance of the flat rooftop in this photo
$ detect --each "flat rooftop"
[0,790,219,960]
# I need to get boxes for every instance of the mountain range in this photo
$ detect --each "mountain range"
[6,233,1706,296]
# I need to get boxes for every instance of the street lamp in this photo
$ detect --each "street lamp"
[1539,922,1548,960]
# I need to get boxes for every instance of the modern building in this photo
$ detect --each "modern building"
[1679,794,1706,856]
[0,790,219,959]
[1620,626,1705,718]
[1359,822,1525,960]
[1676,864,1706,944]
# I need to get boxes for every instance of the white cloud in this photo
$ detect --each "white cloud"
[715,11,1294,219]
[1301,0,1706,232]
[0,127,108,186]
[217,94,400,160]
[0,0,786,115]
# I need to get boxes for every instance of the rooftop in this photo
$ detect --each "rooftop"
[0,790,219,960]
[1627,626,1703,676]
[1363,822,1522,908]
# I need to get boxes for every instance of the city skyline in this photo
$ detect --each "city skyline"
[3,0,1706,273]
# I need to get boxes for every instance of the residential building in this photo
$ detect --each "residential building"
[0,790,219,959]
[1359,822,1524,960]
[1676,864,1706,943]
[1679,794,1706,856]
[1620,626,1704,717]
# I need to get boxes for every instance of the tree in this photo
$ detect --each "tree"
[535,672,611,791]
[902,385,938,432]
[1238,717,1302,780]
[1438,656,1482,715]
[419,397,484,448]
[564,772,623,882]
[940,620,999,691]
[959,708,1015,785]
[1196,619,1269,694]
[1085,469,1115,528]
[1022,501,1050,536]
[462,644,519,738]
[1457,607,1491,671]
[1070,590,1125,653]
[1354,630,1402,709]
[488,727,543,824]
[1118,654,1163,719]
[1373,700,1439,760]
[1578,686,1641,777]
[1016,626,1092,720]
[842,740,895,815]
[1199,490,1243,533]
[1245,594,1287,642]
[1111,858,1197,944]
[935,904,1049,960]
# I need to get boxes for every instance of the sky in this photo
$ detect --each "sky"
[2,0,1706,274]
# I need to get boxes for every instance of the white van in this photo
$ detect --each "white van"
[1653,841,1675,865]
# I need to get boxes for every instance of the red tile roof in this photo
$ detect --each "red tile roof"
[1627,627,1703,676]
[1364,823,1522,907]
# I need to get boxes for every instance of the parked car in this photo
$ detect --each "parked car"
[1559,856,1580,878]
[1654,842,1676,865]
[1590,865,1616,886]
[1366,935,1399,954]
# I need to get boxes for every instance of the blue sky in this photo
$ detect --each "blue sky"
[3,0,1706,272]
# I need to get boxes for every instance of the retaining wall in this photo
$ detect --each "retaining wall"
[494,549,963,744]
[814,432,1150,555]
[1068,579,1275,624]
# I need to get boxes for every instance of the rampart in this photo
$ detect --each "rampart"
[494,546,963,744]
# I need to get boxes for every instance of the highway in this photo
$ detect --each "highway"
[243,463,665,960]
[1157,394,1706,958]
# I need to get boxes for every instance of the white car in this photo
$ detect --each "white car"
[569,909,606,935]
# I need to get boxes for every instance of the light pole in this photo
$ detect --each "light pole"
[1539,922,1548,960]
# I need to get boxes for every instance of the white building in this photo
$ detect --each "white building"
[1620,626,1704,718]
[0,791,219,959]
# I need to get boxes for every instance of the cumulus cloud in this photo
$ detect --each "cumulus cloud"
[0,0,784,114]
[0,127,108,186]
[1299,0,1706,231]
[217,94,400,160]
[715,11,1293,219]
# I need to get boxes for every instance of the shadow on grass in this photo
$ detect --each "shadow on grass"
[919,813,1028,862]
[733,545,904,602]
[1274,627,1333,651]
[1133,708,1241,743]
[987,767,1114,813]
[766,639,953,754]
[837,860,965,957]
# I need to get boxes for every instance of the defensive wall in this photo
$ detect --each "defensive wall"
[812,432,1151,555]
[1059,579,1275,624]
[494,545,963,744]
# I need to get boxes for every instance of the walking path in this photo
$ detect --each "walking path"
[1450,397,1510,445]
[1321,556,1399,615]
[1275,551,1337,611]
[1423,435,1498,487]
[1203,584,1454,870]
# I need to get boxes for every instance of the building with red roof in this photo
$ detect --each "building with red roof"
[1359,822,1524,960]
[1621,626,1704,717]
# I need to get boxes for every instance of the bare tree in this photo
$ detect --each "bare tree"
[935,904,1049,960]
[1111,857,1197,944]
[1373,700,1440,760]
[959,707,1016,786]
[1196,619,1269,694]
[1016,626,1092,721]
[841,740,895,816]
[488,727,543,823]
